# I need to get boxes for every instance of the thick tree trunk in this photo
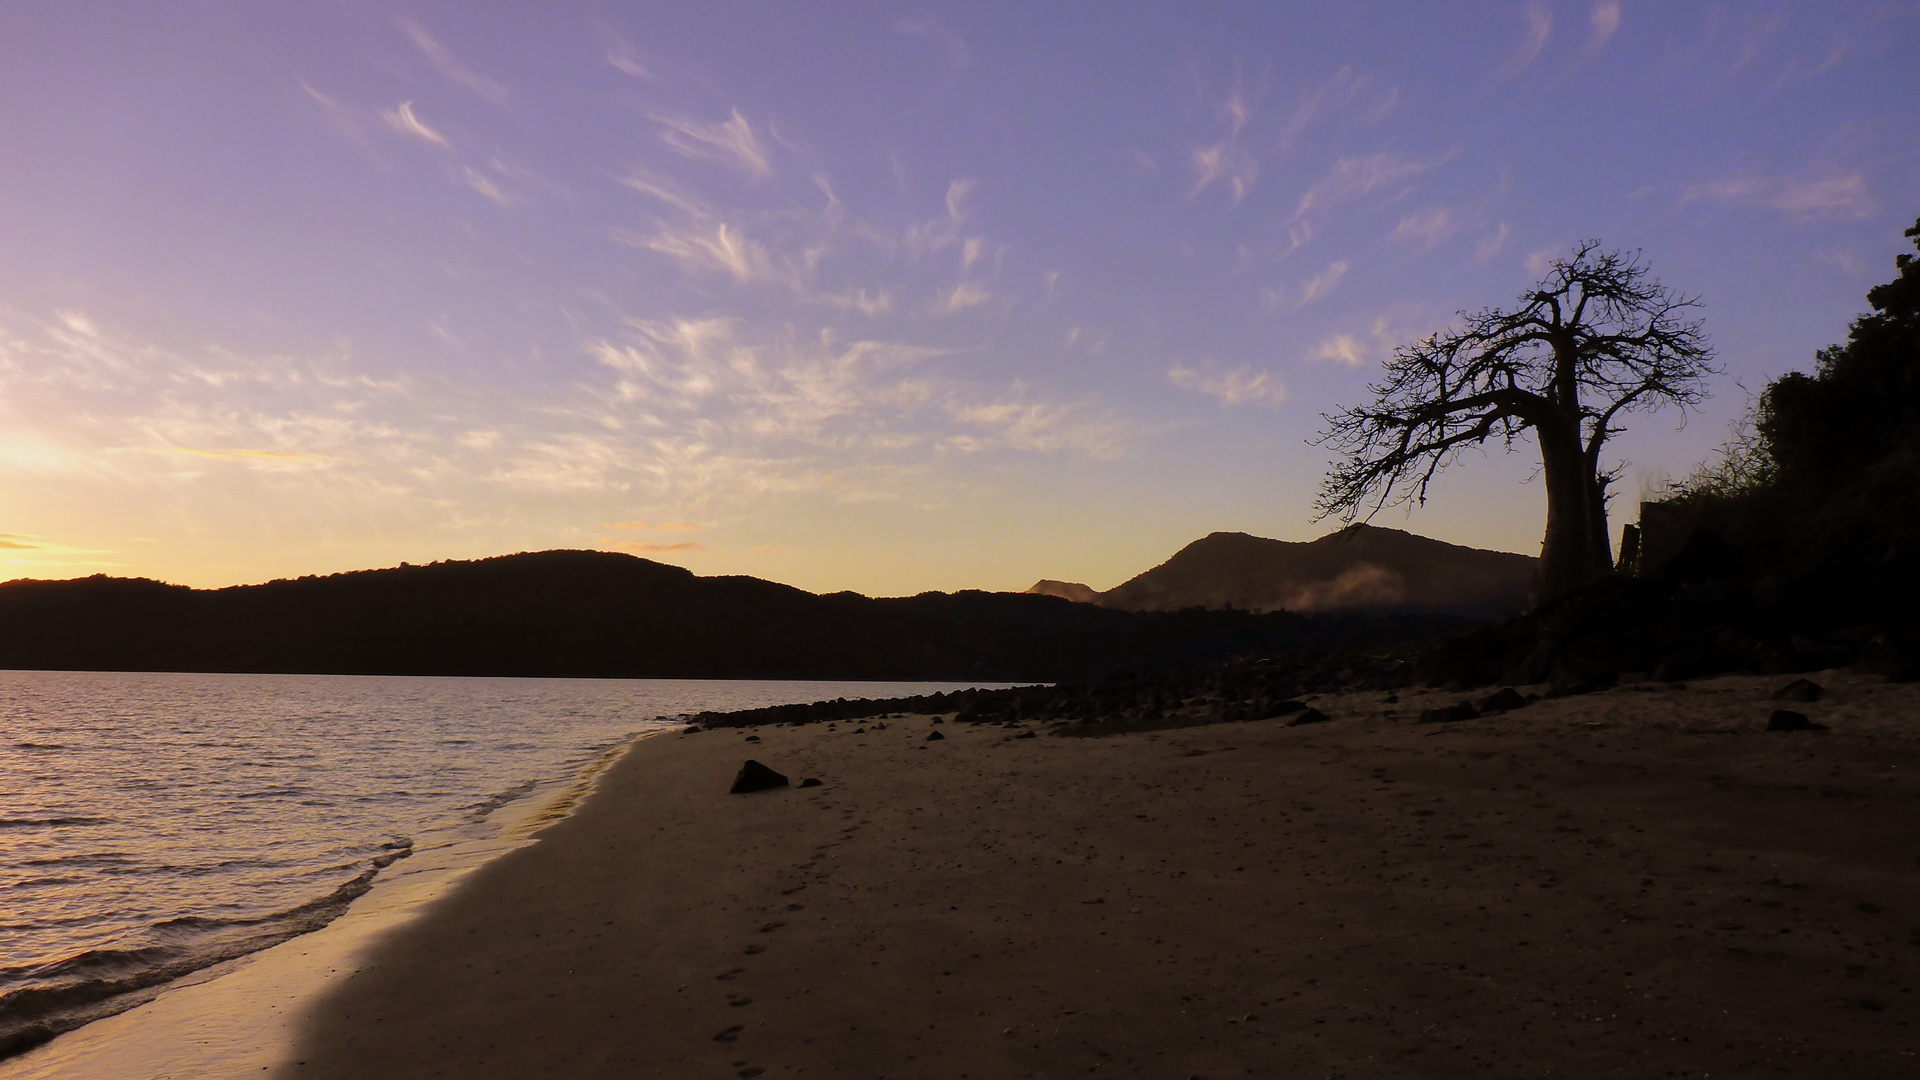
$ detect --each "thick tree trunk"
[1534,422,1613,606]
[1586,471,1614,577]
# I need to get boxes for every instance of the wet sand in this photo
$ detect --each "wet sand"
[280,671,1920,1078]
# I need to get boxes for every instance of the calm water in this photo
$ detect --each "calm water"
[0,670,993,1052]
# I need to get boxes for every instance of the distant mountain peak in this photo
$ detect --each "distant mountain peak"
[1025,579,1100,604]
[1052,526,1535,618]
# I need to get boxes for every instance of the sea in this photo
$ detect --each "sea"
[0,669,998,1055]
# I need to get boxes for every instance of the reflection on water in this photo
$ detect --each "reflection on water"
[0,670,993,1053]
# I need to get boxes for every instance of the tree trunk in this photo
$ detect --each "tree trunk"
[1534,421,1612,606]
[1585,469,1614,580]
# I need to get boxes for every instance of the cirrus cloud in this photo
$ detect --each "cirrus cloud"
[1168,362,1287,406]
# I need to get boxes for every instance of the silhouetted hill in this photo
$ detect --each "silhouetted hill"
[1026,525,1534,618]
[1024,579,1099,604]
[0,550,1475,682]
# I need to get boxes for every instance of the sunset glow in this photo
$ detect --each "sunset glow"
[1,3,1913,594]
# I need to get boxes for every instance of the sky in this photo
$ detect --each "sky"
[0,2,1915,595]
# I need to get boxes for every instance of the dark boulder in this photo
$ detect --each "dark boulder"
[1285,708,1332,727]
[798,777,823,789]
[1477,687,1529,713]
[729,760,790,793]
[1769,678,1825,702]
[1263,700,1308,719]
[1419,701,1480,724]
[925,730,945,741]
[1766,709,1829,732]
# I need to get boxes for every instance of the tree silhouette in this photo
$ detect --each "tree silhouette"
[1314,242,1718,604]
[1758,217,1920,487]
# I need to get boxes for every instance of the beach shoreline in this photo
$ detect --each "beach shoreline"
[0,729,663,1080]
[273,669,1920,1078]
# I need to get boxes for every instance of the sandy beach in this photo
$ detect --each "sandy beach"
[277,671,1919,1078]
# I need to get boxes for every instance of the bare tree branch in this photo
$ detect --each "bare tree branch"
[1311,242,1719,601]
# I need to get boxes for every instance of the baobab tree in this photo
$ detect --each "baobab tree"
[1313,242,1718,604]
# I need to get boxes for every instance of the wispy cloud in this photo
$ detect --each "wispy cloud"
[1167,362,1286,407]
[946,399,1125,459]
[1190,81,1261,207]
[1312,333,1365,366]
[0,532,118,576]
[1493,2,1554,80]
[0,276,1121,584]
[1261,259,1350,310]
[1237,221,1313,272]
[1309,312,1424,367]
[301,81,371,145]
[617,169,716,222]
[613,164,994,314]
[815,288,894,316]
[603,538,706,554]
[0,308,434,507]
[585,317,1119,471]
[158,447,339,470]
[605,36,653,80]
[1564,2,1623,74]
[934,281,995,315]
[1276,66,1398,152]
[1389,207,1456,251]
[1191,142,1260,207]
[893,17,969,76]
[1473,222,1512,263]
[1684,170,1874,219]
[381,101,450,148]
[458,165,512,205]
[654,109,772,179]
[399,18,509,105]
[902,178,977,261]
[620,222,778,284]
[1287,152,1447,225]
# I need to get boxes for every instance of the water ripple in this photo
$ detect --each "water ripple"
[0,670,997,1055]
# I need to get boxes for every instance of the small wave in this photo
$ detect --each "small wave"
[0,817,109,830]
[19,853,131,867]
[462,778,541,820]
[18,946,176,983]
[0,862,393,1060]
[369,838,414,869]
[0,876,85,892]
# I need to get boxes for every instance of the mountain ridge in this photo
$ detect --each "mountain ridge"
[0,548,1475,682]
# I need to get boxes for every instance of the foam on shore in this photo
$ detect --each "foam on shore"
[0,730,662,1080]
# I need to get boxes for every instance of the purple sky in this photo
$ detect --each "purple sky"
[1,2,1914,593]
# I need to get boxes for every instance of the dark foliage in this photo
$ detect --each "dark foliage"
[1758,218,1920,487]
